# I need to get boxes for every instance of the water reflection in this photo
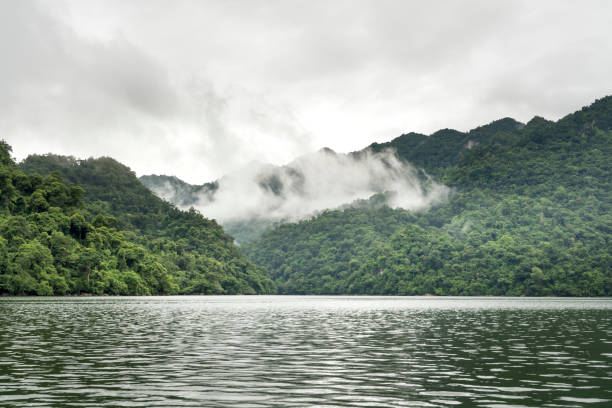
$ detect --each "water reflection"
[0,296,610,407]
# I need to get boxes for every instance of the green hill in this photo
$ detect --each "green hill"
[243,97,612,296]
[9,152,274,295]
[23,96,608,297]
[0,142,176,295]
[140,117,527,244]
[366,117,523,177]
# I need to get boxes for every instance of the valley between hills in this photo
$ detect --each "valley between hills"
[2,96,610,296]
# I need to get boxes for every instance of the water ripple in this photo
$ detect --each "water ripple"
[0,296,610,407]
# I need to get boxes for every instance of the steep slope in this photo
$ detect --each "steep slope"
[243,97,612,296]
[0,141,178,295]
[18,154,274,294]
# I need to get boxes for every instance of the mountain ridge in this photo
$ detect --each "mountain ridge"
[139,115,530,241]
[5,96,610,296]
[242,96,611,295]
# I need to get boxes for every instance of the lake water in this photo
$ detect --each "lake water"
[0,296,610,407]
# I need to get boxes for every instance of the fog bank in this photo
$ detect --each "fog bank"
[148,148,450,224]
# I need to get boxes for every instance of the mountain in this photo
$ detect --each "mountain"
[141,147,449,243]
[140,117,526,244]
[365,117,524,177]
[14,153,274,295]
[7,97,610,296]
[242,97,611,296]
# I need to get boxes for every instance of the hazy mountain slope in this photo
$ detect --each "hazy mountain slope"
[140,116,525,244]
[18,154,274,294]
[141,148,450,243]
[243,97,612,296]
[142,118,523,210]
[139,174,218,209]
[139,173,285,243]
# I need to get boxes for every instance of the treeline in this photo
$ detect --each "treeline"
[244,193,610,296]
[5,96,611,296]
[0,144,274,295]
[243,97,612,296]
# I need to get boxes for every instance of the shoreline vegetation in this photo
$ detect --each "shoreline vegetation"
[2,293,611,298]
[2,96,611,297]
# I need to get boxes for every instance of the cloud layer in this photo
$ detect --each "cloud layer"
[2,1,612,182]
[148,148,450,223]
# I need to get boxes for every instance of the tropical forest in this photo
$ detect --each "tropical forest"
[1,96,611,296]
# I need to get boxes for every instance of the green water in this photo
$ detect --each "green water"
[0,296,610,407]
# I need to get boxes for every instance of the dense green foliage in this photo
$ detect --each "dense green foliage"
[2,150,273,295]
[244,97,612,296]
[7,96,611,296]
[0,143,174,295]
[367,117,523,177]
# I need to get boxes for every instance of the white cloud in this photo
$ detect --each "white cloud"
[184,148,449,223]
[1,0,612,183]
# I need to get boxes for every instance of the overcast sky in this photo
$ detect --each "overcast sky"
[1,0,611,183]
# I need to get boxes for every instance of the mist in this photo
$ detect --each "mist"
[156,148,450,224]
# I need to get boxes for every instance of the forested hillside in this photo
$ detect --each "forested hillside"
[7,97,610,297]
[1,150,273,295]
[0,142,174,295]
[243,97,612,296]
[366,117,523,177]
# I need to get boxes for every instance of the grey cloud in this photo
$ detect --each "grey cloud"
[1,0,612,182]
[0,0,311,182]
[0,1,178,119]
[0,1,179,160]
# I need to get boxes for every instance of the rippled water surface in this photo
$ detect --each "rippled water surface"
[0,296,611,407]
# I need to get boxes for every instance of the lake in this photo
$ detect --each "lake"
[0,296,610,407]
